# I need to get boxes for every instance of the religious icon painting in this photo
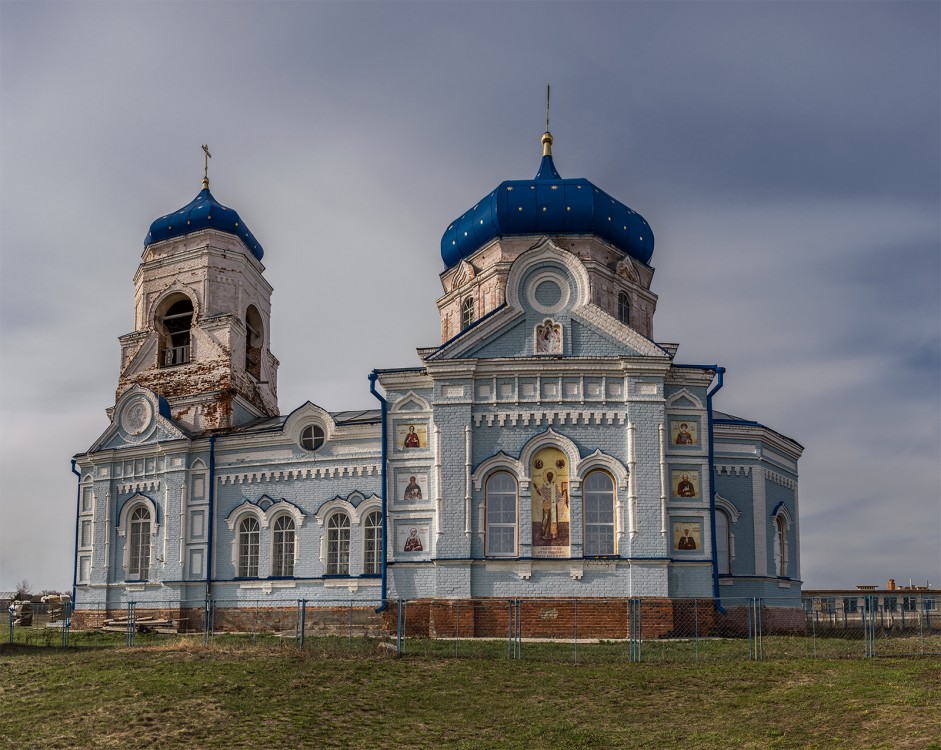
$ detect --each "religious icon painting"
[531,446,570,557]
[396,523,430,555]
[670,420,698,447]
[396,472,428,503]
[672,522,702,552]
[395,423,428,450]
[671,470,700,499]
[534,319,563,355]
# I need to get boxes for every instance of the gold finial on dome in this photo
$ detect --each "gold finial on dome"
[201,144,212,189]
[542,83,553,156]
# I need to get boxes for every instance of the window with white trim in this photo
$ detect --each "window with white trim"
[129,507,151,580]
[364,510,382,575]
[327,513,351,575]
[272,515,295,577]
[583,470,616,556]
[716,510,731,575]
[485,472,518,557]
[80,519,92,549]
[300,424,325,452]
[773,515,788,577]
[238,516,260,578]
[461,297,475,329]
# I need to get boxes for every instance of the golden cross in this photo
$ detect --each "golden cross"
[201,144,212,183]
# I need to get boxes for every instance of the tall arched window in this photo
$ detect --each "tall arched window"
[461,297,475,330]
[238,517,260,578]
[583,470,616,556]
[272,515,295,577]
[617,292,630,325]
[715,510,731,575]
[485,472,518,557]
[129,507,151,580]
[158,295,194,367]
[774,516,788,577]
[364,510,382,575]
[327,513,351,575]
[245,305,264,380]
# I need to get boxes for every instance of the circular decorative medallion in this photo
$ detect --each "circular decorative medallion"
[121,397,153,436]
[525,270,571,314]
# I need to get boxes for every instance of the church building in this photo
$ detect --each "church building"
[71,129,803,635]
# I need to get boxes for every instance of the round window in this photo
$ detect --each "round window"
[300,424,325,451]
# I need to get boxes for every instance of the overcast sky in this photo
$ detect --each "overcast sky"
[1,1,938,593]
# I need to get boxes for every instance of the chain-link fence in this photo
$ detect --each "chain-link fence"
[9,594,940,661]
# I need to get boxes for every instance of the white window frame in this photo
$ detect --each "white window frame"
[582,470,616,557]
[327,513,351,575]
[485,471,518,557]
[238,516,260,578]
[363,510,382,575]
[461,296,475,329]
[271,514,295,578]
[300,424,325,452]
[128,507,151,581]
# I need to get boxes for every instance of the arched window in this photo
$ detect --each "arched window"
[485,472,518,557]
[461,297,475,330]
[272,515,295,577]
[158,295,194,367]
[245,305,263,380]
[617,292,630,325]
[364,510,382,575]
[238,517,260,578]
[327,513,351,575]
[774,515,788,577]
[300,424,325,452]
[715,510,731,575]
[129,507,151,580]
[583,470,616,556]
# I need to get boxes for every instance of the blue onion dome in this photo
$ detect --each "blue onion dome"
[144,178,264,260]
[441,131,653,269]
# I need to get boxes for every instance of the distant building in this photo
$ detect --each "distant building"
[803,580,937,628]
[71,131,803,634]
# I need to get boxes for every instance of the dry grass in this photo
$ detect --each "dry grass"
[0,642,938,749]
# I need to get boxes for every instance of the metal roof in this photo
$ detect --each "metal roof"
[441,152,653,269]
[145,187,264,260]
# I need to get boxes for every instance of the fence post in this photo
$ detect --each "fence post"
[62,602,71,648]
[126,601,135,648]
[348,600,354,651]
[507,599,513,660]
[573,599,578,665]
[747,598,753,659]
[811,597,817,658]
[8,605,13,644]
[455,601,460,658]
[757,598,763,660]
[694,599,700,663]
[629,598,642,663]
[396,599,404,656]
[919,596,925,656]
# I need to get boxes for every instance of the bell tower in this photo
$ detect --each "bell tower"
[115,154,279,432]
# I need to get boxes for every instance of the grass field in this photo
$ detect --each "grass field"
[1,640,939,749]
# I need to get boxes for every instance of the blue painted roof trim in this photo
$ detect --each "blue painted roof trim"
[440,153,654,269]
[144,188,264,260]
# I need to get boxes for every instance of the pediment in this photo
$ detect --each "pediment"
[88,386,187,452]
